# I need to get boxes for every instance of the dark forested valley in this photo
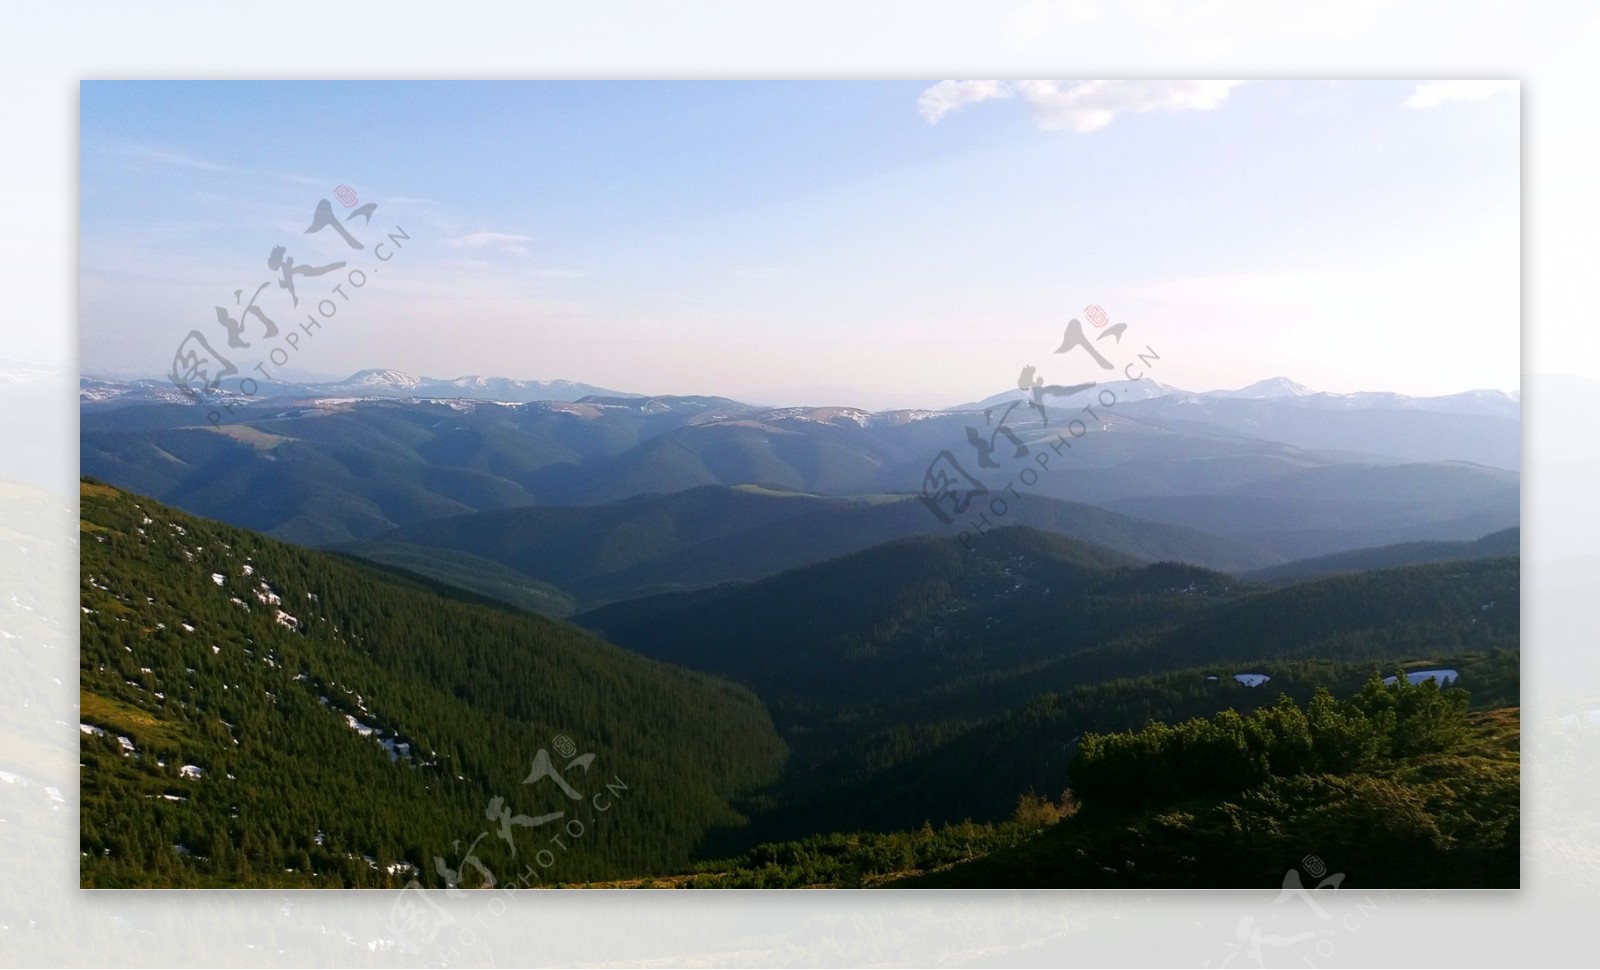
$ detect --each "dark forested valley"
[80,469,1519,888]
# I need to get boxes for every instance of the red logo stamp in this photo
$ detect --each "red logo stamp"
[1085,304,1109,328]
[334,185,359,208]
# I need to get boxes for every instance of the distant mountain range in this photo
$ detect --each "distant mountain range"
[84,369,1519,419]
[80,368,638,406]
[81,372,1521,556]
[948,378,1193,411]
[950,376,1519,421]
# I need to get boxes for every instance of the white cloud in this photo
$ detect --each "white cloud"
[113,144,329,189]
[123,146,232,172]
[916,80,1015,123]
[1404,80,1518,109]
[445,231,534,256]
[917,79,1243,132]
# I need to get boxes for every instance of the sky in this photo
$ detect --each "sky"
[79,80,1519,407]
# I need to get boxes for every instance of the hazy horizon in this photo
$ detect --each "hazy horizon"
[79,360,1521,411]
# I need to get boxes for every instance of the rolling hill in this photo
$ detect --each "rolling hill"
[341,485,1280,612]
[575,528,1518,842]
[1102,461,1519,560]
[1245,526,1521,584]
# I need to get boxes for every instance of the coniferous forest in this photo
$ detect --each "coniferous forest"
[80,479,1519,888]
[80,481,786,887]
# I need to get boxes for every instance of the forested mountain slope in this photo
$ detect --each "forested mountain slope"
[1245,527,1520,584]
[79,480,785,888]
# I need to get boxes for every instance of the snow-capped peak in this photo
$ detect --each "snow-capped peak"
[1209,377,1311,399]
[345,369,423,389]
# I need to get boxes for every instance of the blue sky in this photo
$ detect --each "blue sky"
[79,80,1518,406]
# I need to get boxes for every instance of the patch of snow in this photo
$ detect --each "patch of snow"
[1234,673,1271,687]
